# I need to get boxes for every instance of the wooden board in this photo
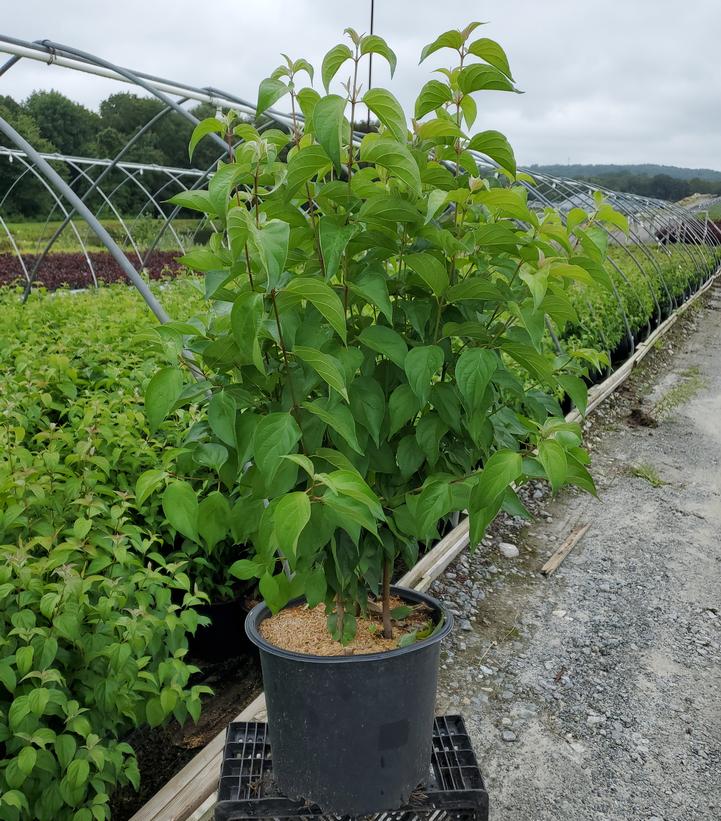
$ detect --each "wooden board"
[540,523,591,576]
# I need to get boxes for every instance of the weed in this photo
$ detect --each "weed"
[630,463,667,487]
[655,366,707,415]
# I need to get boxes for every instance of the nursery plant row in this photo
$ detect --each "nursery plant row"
[0,245,717,820]
[0,219,718,818]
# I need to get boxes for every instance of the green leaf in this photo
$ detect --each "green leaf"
[425,188,449,223]
[229,559,264,580]
[467,37,513,78]
[349,377,385,447]
[597,202,629,234]
[303,398,362,453]
[252,219,289,289]
[519,266,549,309]
[467,130,516,176]
[317,470,384,519]
[455,348,497,411]
[348,268,393,323]
[146,698,165,729]
[162,481,199,542]
[67,758,90,790]
[416,119,463,140]
[558,374,588,416]
[415,413,448,465]
[476,187,532,221]
[459,94,478,128]
[311,94,347,171]
[360,34,397,76]
[259,572,290,613]
[315,447,359,474]
[362,88,406,143]
[54,735,77,769]
[321,43,353,91]
[253,413,302,481]
[179,248,226,273]
[419,29,464,63]
[135,469,166,506]
[198,491,231,551]
[445,278,503,303]
[209,162,253,217]
[256,77,290,117]
[415,479,452,535]
[292,57,314,81]
[231,292,264,372]
[284,277,347,343]
[323,492,378,536]
[167,189,218,216]
[303,567,327,608]
[360,137,421,194]
[297,87,321,119]
[286,144,331,196]
[501,340,555,385]
[274,492,311,560]
[194,442,228,473]
[469,450,523,545]
[458,64,517,94]
[294,345,348,401]
[404,345,444,405]
[565,454,597,496]
[358,325,408,368]
[189,117,224,160]
[15,645,34,676]
[17,746,36,776]
[0,661,16,693]
[538,439,567,493]
[414,80,453,119]
[396,435,425,477]
[281,453,316,479]
[208,390,237,448]
[405,253,449,297]
[319,218,359,280]
[145,367,183,433]
[389,384,421,436]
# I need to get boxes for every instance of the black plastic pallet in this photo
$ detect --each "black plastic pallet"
[215,715,488,821]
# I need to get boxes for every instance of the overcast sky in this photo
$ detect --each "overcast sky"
[2,0,720,170]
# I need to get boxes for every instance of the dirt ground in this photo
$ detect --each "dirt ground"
[432,284,721,820]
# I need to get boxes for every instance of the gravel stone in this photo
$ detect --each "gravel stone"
[499,542,520,558]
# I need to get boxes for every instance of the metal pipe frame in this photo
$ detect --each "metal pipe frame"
[1,31,718,347]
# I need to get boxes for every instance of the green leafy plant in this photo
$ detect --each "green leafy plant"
[0,518,211,821]
[0,282,223,819]
[146,23,625,645]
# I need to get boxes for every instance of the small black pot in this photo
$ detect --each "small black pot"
[245,585,453,815]
[188,598,251,662]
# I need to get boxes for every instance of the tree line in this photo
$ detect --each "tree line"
[3,90,720,221]
[0,90,221,219]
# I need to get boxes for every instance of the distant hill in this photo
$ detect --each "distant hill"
[527,163,721,182]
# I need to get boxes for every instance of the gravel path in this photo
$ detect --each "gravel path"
[432,285,721,821]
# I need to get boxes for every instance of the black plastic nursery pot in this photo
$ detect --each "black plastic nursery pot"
[189,597,251,662]
[244,585,453,815]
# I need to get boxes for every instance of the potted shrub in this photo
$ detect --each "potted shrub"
[145,22,621,814]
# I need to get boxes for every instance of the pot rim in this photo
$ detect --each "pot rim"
[245,584,453,663]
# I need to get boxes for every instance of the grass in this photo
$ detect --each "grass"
[0,217,206,254]
[654,366,707,416]
[630,463,667,487]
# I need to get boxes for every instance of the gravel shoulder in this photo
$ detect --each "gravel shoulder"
[432,285,721,821]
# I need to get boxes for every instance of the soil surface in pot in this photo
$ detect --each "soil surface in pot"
[259,596,433,655]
